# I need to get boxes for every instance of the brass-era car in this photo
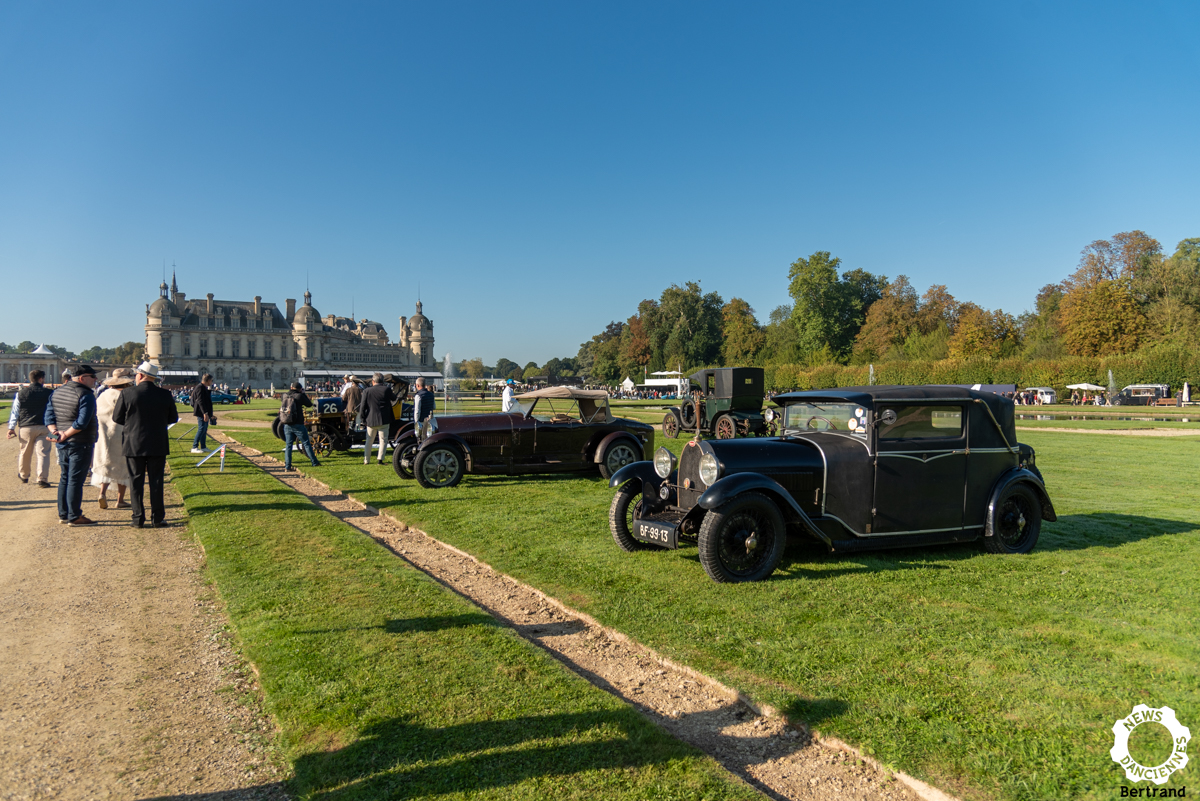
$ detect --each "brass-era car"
[662,367,768,439]
[394,386,654,489]
[273,393,412,457]
[610,385,1055,583]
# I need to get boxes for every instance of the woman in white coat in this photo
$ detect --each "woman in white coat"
[91,368,135,509]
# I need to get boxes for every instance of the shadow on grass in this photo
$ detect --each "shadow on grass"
[1041,512,1198,550]
[285,709,713,799]
[295,613,497,635]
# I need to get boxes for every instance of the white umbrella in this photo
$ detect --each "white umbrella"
[1066,383,1106,391]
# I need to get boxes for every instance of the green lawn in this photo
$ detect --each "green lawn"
[226,426,1200,800]
[168,451,757,801]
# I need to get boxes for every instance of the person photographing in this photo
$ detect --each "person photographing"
[278,381,320,471]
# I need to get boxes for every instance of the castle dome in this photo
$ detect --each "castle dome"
[149,296,179,317]
[293,289,321,326]
[407,300,429,330]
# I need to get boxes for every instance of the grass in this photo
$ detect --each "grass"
[225,426,1200,800]
[168,450,758,801]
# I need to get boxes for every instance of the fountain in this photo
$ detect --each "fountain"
[1108,369,1117,405]
[869,364,875,385]
[443,352,452,414]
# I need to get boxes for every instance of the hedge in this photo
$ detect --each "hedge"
[763,347,1200,393]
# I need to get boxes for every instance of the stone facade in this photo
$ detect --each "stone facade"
[0,344,69,385]
[143,275,434,388]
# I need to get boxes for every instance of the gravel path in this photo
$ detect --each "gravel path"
[0,437,287,801]
[220,432,950,801]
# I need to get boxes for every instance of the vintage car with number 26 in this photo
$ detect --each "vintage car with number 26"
[399,386,654,489]
[608,385,1055,583]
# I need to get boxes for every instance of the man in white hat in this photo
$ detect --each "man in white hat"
[112,362,178,528]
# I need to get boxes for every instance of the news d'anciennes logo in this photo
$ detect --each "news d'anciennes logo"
[1110,704,1190,786]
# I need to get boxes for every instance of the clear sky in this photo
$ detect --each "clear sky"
[2,1,1198,365]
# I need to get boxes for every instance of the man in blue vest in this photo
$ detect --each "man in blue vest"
[45,365,99,526]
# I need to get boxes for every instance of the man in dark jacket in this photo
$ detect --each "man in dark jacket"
[190,373,215,453]
[357,372,395,465]
[112,362,179,528]
[45,365,100,526]
[279,381,320,470]
[7,369,53,486]
[413,377,436,429]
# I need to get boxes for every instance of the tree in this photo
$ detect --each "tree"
[760,305,800,365]
[788,251,885,362]
[1058,280,1146,356]
[1019,284,1066,359]
[851,275,919,362]
[461,358,485,380]
[947,303,1019,358]
[654,282,724,370]
[618,307,653,379]
[494,358,519,379]
[719,298,763,365]
[16,341,35,353]
[578,322,624,382]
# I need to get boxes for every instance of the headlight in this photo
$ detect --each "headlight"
[698,452,721,486]
[764,408,775,423]
[654,447,676,479]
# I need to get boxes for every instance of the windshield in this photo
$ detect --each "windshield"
[781,402,869,438]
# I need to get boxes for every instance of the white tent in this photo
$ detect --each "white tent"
[1066,383,1106,391]
[621,377,636,391]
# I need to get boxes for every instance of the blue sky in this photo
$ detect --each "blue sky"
[2,1,1198,365]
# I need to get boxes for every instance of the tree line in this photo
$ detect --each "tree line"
[494,229,1198,385]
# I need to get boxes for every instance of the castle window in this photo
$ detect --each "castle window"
[216,339,224,358]
[279,368,288,380]
[248,341,256,359]
[248,368,257,380]
[162,335,171,356]
[265,317,271,330]
[264,341,272,359]
[216,367,224,379]
[232,340,240,358]
[199,338,208,358]
[183,337,191,356]
[264,368,272,380]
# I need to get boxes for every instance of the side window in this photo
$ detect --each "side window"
[878,405,963,439]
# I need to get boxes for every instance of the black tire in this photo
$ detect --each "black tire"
[697,492,786,582]
[714,415,736,439]
[271,418,284,441]
[598,439,640,479]
[391,439,419,480]
[984,484,1042,554]
[662,413,679,439]
[414,444,465,489]
[609,482,650,552]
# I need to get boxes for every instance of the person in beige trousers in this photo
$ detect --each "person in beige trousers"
[6,369,54,487]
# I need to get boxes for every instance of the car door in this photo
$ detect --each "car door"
[872,403,967,534]
[533,400,589,468]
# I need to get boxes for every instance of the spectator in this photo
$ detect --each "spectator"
[45,364,100,526]
[358,372,395,465]
[112,362,180,528]
[91,368,135,510]
[501,378,519,412]
[191,373,215,453]
[7,368,53,487]
[341,374,364,429]
[413,377,435,427]
[278,381,320,471]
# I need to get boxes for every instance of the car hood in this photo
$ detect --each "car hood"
[433,413,521,433]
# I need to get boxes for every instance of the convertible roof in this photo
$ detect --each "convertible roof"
[515,386,609,401]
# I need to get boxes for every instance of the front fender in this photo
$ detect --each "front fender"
[389,428,417,448]
[419,432,474,472]
[985,467,1057,537]
[608,461,661,490]
[698,472,829,545]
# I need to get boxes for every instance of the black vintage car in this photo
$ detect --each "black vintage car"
[609,385,1055,583]
[396,386,654,489]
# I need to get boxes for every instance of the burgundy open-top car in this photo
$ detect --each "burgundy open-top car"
[392,386,654,489]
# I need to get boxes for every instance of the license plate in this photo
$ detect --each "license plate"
[633,518,678,549]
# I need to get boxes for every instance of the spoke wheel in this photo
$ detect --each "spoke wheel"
[414,445,464,489]
[698,492,785,582]
[662,414,679,439]
[609,483,652,551]
[599,440,640,479]
[984,484,1042,554]
[714,415,736,439]
[391,439,419,480]
[310,429,333,457]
